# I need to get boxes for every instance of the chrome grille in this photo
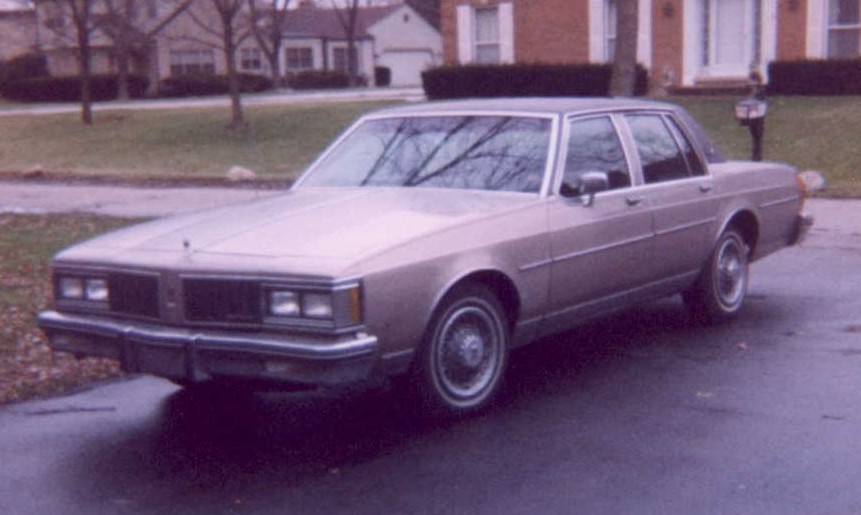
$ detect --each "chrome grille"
[183,279,262,324]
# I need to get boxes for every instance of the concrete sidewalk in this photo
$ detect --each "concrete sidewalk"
[0,181,858,250]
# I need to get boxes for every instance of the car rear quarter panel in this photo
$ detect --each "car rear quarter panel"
[710,161,801,259]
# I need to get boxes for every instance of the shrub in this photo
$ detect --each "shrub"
[0,53,49,86]
[288,70,351,89]
[768,59,861,95]
[0,74,149,102]
[374,66,391,87]
[158,73,273,97]
[422,63,649,100]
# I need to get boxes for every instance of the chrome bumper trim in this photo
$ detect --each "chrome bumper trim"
[37,310,379,386]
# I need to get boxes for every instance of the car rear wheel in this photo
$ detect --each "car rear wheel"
[683,229,750,322]
[412,283,509,416]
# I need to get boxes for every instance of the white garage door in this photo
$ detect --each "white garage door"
[377,50,436,87]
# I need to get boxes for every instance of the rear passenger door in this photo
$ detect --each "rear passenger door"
[623,112,718,283]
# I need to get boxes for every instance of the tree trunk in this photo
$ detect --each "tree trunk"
[270,39,284,88]
[77,32,94,124]
[223,21,245,129]
[609,0,639,97]
[115,40,131,101]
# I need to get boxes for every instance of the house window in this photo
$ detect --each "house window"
[333,47,358,74]
[286,47,313,70]
[456,2,513,64]
[240,48,262,72]
[828,0,861,58]
[169,49,216,76]
[474,7,500,64]
[605,0,617,61]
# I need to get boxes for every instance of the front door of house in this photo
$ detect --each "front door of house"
[703,0,758,78]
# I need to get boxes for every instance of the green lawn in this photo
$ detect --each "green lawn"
[0,100,396,181]
[673,95,861,197]
[0,214,139,403]
[0,96,859,195]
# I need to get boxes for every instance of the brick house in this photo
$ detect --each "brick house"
[441,0,861,89]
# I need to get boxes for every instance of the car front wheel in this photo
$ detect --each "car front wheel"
[412,283,509,416]
[683,229,750,322]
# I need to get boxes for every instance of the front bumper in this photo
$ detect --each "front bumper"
[789,213,815,246]
[37,310,379,387]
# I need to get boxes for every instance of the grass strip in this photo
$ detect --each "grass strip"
[0,214,140,404]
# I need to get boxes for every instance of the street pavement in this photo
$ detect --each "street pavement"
[1,180,859,251]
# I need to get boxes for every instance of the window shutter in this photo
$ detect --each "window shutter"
[499,2,515,63]
[457,4,473,63]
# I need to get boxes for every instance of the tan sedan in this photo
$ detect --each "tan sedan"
[38,98,814,415]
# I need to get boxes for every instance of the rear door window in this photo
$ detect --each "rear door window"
[626,114,692,184]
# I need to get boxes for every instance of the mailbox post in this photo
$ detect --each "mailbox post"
[735,71,768,161]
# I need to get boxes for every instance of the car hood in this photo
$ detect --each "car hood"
[59,188,539,265]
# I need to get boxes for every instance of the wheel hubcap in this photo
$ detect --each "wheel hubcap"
[435,304,501,401]
[716,239,746,308]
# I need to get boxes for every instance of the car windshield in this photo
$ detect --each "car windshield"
[300,115,552,193]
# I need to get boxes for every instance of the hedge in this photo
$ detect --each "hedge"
[0,74,149,102]
[288,70,353,89]
[422,63,649,100]
[0,53,49,86]
[768,59,861,95]
[158,73,273,97]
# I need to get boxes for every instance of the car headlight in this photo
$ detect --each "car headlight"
[266,283,363,328]
[269,290,300,317]
[57,275,109,303]
[85,278,109,302]
[302,293,333,319]
[59,277,85,299]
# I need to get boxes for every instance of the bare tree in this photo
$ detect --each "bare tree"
[98,0,193,99]
[608,0,638,97]
[37,0,101,124]
[247,0,291,88]
[329,0,361,86]
[183,0,251,128]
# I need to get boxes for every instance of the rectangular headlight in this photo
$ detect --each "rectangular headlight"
[85,278,109,302]
[59,277,85,299]
[302,293,333,319]
[269,290,300,317]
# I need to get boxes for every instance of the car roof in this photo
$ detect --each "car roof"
[367,97,680,117]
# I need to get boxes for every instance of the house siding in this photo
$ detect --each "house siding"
[652,0,685,87]
[442,0,853,88]
[516,0,590,63]
[0,10,36,62]
[443,0,590,64]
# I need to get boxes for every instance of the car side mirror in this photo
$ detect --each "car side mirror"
[560,171,610,206]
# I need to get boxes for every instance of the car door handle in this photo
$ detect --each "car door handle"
[625,196,643,206]
[699,184,713,193]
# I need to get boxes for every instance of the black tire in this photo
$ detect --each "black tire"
[683,229,750,322]
[411,283,510,416]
